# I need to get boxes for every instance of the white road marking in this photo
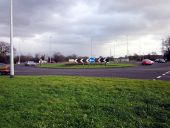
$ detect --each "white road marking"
[157,76,162,79]
[155,70,170,80]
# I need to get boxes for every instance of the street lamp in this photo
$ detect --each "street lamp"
[49,36,52,63]
[113,40,116,59]
[10,0,14,77]
[126,35,129,58]
[91,37,93,57]
[17,39,22,64]
[123,35,130,61]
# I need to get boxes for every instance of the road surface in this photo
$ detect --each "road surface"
[15,63,170,81]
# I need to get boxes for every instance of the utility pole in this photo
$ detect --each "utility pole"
[91,37,93,57]
[114,40,116,58]
[18,40,21,64]
[49,36,52,63]
[10,0,14,78]
[126,35,129,58]
[18,53,20,64]
[110,47,111,57]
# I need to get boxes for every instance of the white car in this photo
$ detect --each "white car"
[155,59,166,63]
[25,61,37,66]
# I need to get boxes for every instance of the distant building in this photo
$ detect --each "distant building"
[39,59,47,64]
[69,59,75,63]
[119,58,129,62]
[114,58,129,62]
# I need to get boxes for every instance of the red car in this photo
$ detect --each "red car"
[0,63,10,75]
[142,59,154,65]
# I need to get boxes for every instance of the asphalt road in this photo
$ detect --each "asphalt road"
[15,63,170,81]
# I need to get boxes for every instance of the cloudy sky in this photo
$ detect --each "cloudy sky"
[0,0,170,57]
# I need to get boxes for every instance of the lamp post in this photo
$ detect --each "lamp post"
[114,40,116,59]
[10,0,14,78]
[110,47,111,57]
[91,37,93,57]
[126,35,129,58]
[17,39,22,64]
[18,41,21,64]
[49,36,52,63]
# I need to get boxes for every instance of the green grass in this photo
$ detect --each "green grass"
[0,76,170,128]
[38,63,135,69]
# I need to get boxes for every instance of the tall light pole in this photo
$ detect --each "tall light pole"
[17,40,21,64]
[126,35,129,58]
[49,36,52,63]
[90,37,93,57]
[109,47,112,57]
[113,40,116,58]
[10,0,14,77]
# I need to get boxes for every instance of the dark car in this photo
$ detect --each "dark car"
[155,59,166,63]
[142,59,154,65]
[0,63,10,75]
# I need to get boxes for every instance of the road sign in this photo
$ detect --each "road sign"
[74,57,109,64]
[86,59,89,63]
[104,58,109,63]
[95,58,99,63]
[97,58,101,63]
[83,58,87,63]
[89,57,95,64]
[75,59,78,63]
[99,58,104,63]
[80,59,83,63]
[97,58,109,63]
[75,59,81,63]
[75,58,86,64]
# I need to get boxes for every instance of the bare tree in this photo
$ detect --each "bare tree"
[162,37,170,53]
[0,41,12,63]
[0,41,10,55]
[162,37,170,61]
[53,52,65,62]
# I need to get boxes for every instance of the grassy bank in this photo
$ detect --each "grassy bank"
[38,63,136,69]
[0,76,170,128]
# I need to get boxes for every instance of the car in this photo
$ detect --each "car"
[142,59,154,65]
[155,59,166,63]
[25,61,37,66]
[0,63,10,75]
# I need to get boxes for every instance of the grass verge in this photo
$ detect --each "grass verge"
[37,63,136,69]
[0,76,170,128]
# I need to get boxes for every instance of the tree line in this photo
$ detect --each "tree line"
[14,53,80,63]
[0,41,83,63]
[1,37,170,64]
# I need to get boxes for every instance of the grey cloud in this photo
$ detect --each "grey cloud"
[1,0,169,37]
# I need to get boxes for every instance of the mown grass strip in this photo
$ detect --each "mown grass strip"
[0,76,170,128]
[38,63,136,69]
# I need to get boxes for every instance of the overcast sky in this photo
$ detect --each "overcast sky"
[0,0,170,57]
